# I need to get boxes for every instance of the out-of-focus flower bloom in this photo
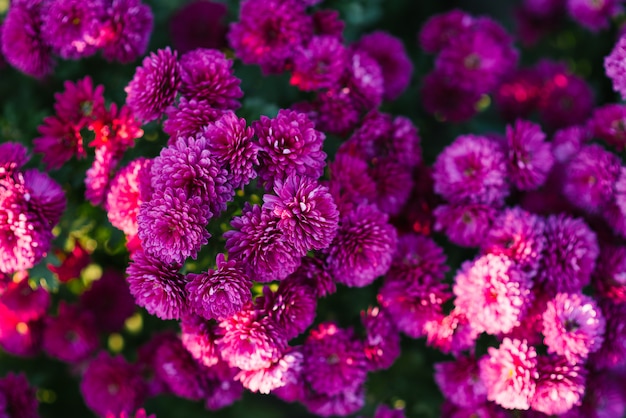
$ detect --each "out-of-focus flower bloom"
[169,0,228,54]
[97,0,153,63]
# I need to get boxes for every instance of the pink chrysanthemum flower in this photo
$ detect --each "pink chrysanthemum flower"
[588,104,626,152]
[290,36,347,92]
[40,0,104,59]
[1,0,54,78]
[97,0,153,63]
[228,0,313,74]
[235,347,303,394]
[53,76,106,126]
[419,9,474,54]
[0,279,49,322]
[80,352,147,417]
[0,373,38,418]
[224,203,302,282]
[187,253,252,321]
[43,303,99,363]
[531,355,586,415]
[505,119,554,191]
[434,355,487,408]
[163,98,224,141]
[433,202,497,248]
[169,0,228,54]
[421,72,482,122]
[137,188,211,264]
[263,175,339,254]
[201,111,257,189]
[125,47,181,122]
[433,134,509,205]
[217,305,288,371]
[593,244,626,303]
[180,315,220,368]
[454,254,534,335]
[354,31,413,101]
[605,34,626,101]
[85,145,120,206]
[481,207,546,276]
[151,134,231,217]
[542,292,605,363]
[537,214,599,295]
[125,250,188,320]
[361,306,401,371]
[302,322,367,396]
[106,158,152,237]
[562,144,621,213]
[34,119,84,171]
[325,204,397,288]
[424,309,480,355]
[567,0,622,31]
[178,48,242,109]
[253,109,326,190]
[479,338,538,410]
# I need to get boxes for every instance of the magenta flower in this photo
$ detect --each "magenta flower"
[97,0,153,63]
[605,34,626,101]
[454,254,534,335]
[479,338,538,410]
[542,292,605,363]
[43,303,99,363]
[361,306,401,371]
[531,355,586,415]
[290,36,347,91]
[163,98,224,141]
[169,0,228,54]
[434,355,487,408]
[303,384,365,417]
[424,309,480,355]
[593,244,626,303]
[433,202,497,248]
[505,119,553,191]
[152,337,207,400]
[235,347,303,394]
[419,9,474,54]
[421,71,481,122]
[567,0,622,31]
[187,253,252,321]
[125,47,181,122]
[180,315,220,368]
[433,134,509,205]
[0,373,38,418]
[179,48,242,110]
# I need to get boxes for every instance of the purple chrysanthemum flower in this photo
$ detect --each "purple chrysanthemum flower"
[420,71,482,122]
[106,158,152,237]
[80,352,146,417]
[137,188,211,264]
[0,373,38,418]
[531,355,586,415]
[311,88,362,135]
[1,0,54,78]
[43,303,99,363]
[435,25,518,95]
[433,202,497,248]
[303,384,365,417]
[235,347,303,394]
[97,0,153,63]
[588,104,626,151]
[256,279,317,341]
[593,244,626,303]
[325,204,397,288]
[227,0,313,74]
[125,250,188,320]
[481,207,546,275]
[187,253,252,321]
[552,124,589,163]
[361,306,401,371]
[203,360,244,411]
[0,143,29,176]
[542,292,605,363]
[224,203,302,282]
[433,134,509,205]
[180,315,221,368]
[345,49,384,110]
[454,254,534,335]
[290,36,347,92]
[605,34,626,101]
[290,256,337,298]
[434,355,487,408]
[590,301,626,369]
[22,169,66,228]
[327,153,377,214]
[387,234,450,282]
[562,372,626,418]
[566,0,622,31]
[479,338,538,410]
[169,0,228,54]
[302,322,367,396]
[152,337,208,400]
[163,98,224,141]
[419,9,474,54]
[150,135,232,217]
[178,48,242,110]
[536,214,599,295]
[369,159,414,215]
[53,76,106,126]
[125,47,181,122]
[562,144,621,213]
[263,175,338,254]
[79,269,135,333]
[505,119,554,191]
[217,305,288,371]
[201,111,258,189]
[253,109,326,190]
[40,0,104,59]
[355,31,413,101]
